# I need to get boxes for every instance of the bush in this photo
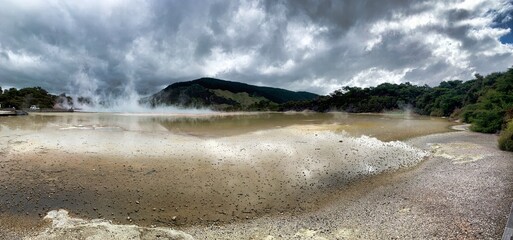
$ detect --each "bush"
[461,104,478,123]
[429,108,444,117]
[469,109,504,133]
[499,121,513,151]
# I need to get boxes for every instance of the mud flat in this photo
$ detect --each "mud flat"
[0,125,426,228]
[1,113,510,239]
[182,130,513,239]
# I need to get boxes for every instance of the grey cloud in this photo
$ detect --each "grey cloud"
[194,34,214,60]
[446,8,472,22]
[275,0,428,36]
[0,52,8,60]
[403,61,455,83]
[0,0,512,97]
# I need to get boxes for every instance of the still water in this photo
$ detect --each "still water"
[0,111,453,140]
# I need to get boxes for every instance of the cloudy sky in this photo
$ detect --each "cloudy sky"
[0,0,512,96]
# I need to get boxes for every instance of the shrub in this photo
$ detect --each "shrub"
[498,121,513,151]
[461,104,478,123]
[429,108,444,117]
[469,109,504,133]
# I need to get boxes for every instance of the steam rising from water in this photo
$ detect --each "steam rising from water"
[68,67,211,113]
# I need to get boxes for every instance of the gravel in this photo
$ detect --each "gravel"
[181,131,513,239]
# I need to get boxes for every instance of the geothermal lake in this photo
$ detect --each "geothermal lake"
[0,112,453,227]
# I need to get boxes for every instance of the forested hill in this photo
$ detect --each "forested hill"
[280,67,513,150]
[147,77,319,110]
[284,68,513,132]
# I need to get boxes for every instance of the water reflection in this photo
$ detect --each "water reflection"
[0,112,453,140]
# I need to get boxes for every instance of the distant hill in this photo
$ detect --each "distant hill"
[146,78,319,110]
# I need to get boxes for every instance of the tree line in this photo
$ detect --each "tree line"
[277,67,513,150]
[1,67,512,150]
[0,86,56,109]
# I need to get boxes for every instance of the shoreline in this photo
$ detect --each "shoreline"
[180,130,513,239]
[0,126,429,227]
[1,126,511,239]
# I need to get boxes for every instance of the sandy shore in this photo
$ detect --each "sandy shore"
[0,127,512,239]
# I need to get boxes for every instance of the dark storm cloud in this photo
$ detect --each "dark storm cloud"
[0,0,512,96]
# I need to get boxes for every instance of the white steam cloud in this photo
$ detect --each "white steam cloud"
[67,67,211,113]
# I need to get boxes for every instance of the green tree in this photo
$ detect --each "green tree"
[0,86,57,109]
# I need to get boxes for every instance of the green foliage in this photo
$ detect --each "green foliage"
[0,86,56,109]
[429,108,444,117]
[415,80,472,116]
[247,100,279,111]
[168,78,318,104]
[294,82,429,113]
[468,109,504,133]
[460,68,513,133]
[149,78,319,111]
[212,89,268,107]
[281,67,513,151]
[499,121,513,151]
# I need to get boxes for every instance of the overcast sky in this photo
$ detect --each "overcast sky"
[0,0,512,96]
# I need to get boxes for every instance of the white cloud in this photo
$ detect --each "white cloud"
[347,68,412,88]
[202,47,255,76]
[3,50,44,70]
[259,59,296,75]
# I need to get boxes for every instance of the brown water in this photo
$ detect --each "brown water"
[0,111,452,140]
[0,112,453,228]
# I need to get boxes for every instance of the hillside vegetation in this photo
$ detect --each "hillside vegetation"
[320,68,513,135]
[280,67,513,150]
[147,77,318,110]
